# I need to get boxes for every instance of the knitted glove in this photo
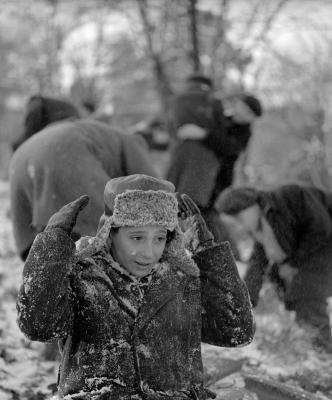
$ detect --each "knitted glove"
[45,195,90,236]
[176,193,214,252]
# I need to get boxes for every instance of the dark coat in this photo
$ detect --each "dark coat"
[166,86,226,209]
[17,227,254,399]
[166,140,220,209]
[205,117,252,205]
[171,86,224,133]
[9,119,157,260]
[245,184,332,309]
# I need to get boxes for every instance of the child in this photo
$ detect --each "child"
[17,174,254,399]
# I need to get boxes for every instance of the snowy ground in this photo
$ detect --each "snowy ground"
[0,180,331,400]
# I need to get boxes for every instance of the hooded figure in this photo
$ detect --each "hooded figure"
[17,174,254,399]
[9,119,157,261]
[216,183,332,352]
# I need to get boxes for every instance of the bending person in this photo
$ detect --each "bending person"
[217,183,332,352]
[9,119,157,261]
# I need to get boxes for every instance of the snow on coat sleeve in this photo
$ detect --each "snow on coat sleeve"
[193,241,255,347]
[16,228,76,342]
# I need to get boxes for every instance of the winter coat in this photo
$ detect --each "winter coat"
[166,85,226,209]
[166,140,220,209]
[171,86,225,134]
[205,117,252,205]
[9,119,157,260]
[245,184,332,307]
[17,226,254,399]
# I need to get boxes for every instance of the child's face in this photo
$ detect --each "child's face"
[110,224,168,278]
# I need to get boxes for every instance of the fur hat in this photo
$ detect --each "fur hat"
[103,174,178,231]
[215,187,259,215]
[241,94,263,117]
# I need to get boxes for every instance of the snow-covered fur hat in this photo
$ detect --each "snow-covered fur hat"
[104,174,178,230]
[76,174,199,277]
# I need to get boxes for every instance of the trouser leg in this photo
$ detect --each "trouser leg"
[289,298,332,352]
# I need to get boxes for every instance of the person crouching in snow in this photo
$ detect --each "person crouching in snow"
[216,183,332,353]
[16,174,254,399]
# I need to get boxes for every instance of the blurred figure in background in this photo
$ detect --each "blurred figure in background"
[9,118,158,262]
[166,74,233,245]
[207,93,263,206]
[167,74,262,258]
[216,183,332,353]
[132,117,170,151]
[12,95,80,151]
[167,73,224,209]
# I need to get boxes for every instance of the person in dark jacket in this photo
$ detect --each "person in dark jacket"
[166,73,236,254]
[206,94,263,206]
[167,76,262,254]
[16,174,255,399]
[12,95,81,151]
[167,73,225,212]
[9,119,157,261]
[216,183,332,352]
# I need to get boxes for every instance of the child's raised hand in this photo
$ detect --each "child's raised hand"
[45,195,90,236]
[176,193,215,252]
[176,193,200,220]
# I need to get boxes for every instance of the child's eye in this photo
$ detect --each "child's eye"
[157,236,167,243]
[131,236,143,241]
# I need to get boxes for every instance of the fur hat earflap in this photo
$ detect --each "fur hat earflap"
[162,225,200,277]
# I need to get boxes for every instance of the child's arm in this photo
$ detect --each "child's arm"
[177,193,255,347]
[194,242,255,347]
[16,196,89,342]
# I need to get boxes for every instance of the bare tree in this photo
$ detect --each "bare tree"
[136,0,173,115]
[188,0,200,72]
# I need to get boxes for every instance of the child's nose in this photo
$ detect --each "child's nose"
[142,242,154,258]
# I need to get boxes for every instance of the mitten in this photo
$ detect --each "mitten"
[45,195,90,236]
[176,193,214,252]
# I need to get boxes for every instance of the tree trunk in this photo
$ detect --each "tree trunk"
[188,0,200,72]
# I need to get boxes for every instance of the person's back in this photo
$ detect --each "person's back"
[9,119,158,260]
